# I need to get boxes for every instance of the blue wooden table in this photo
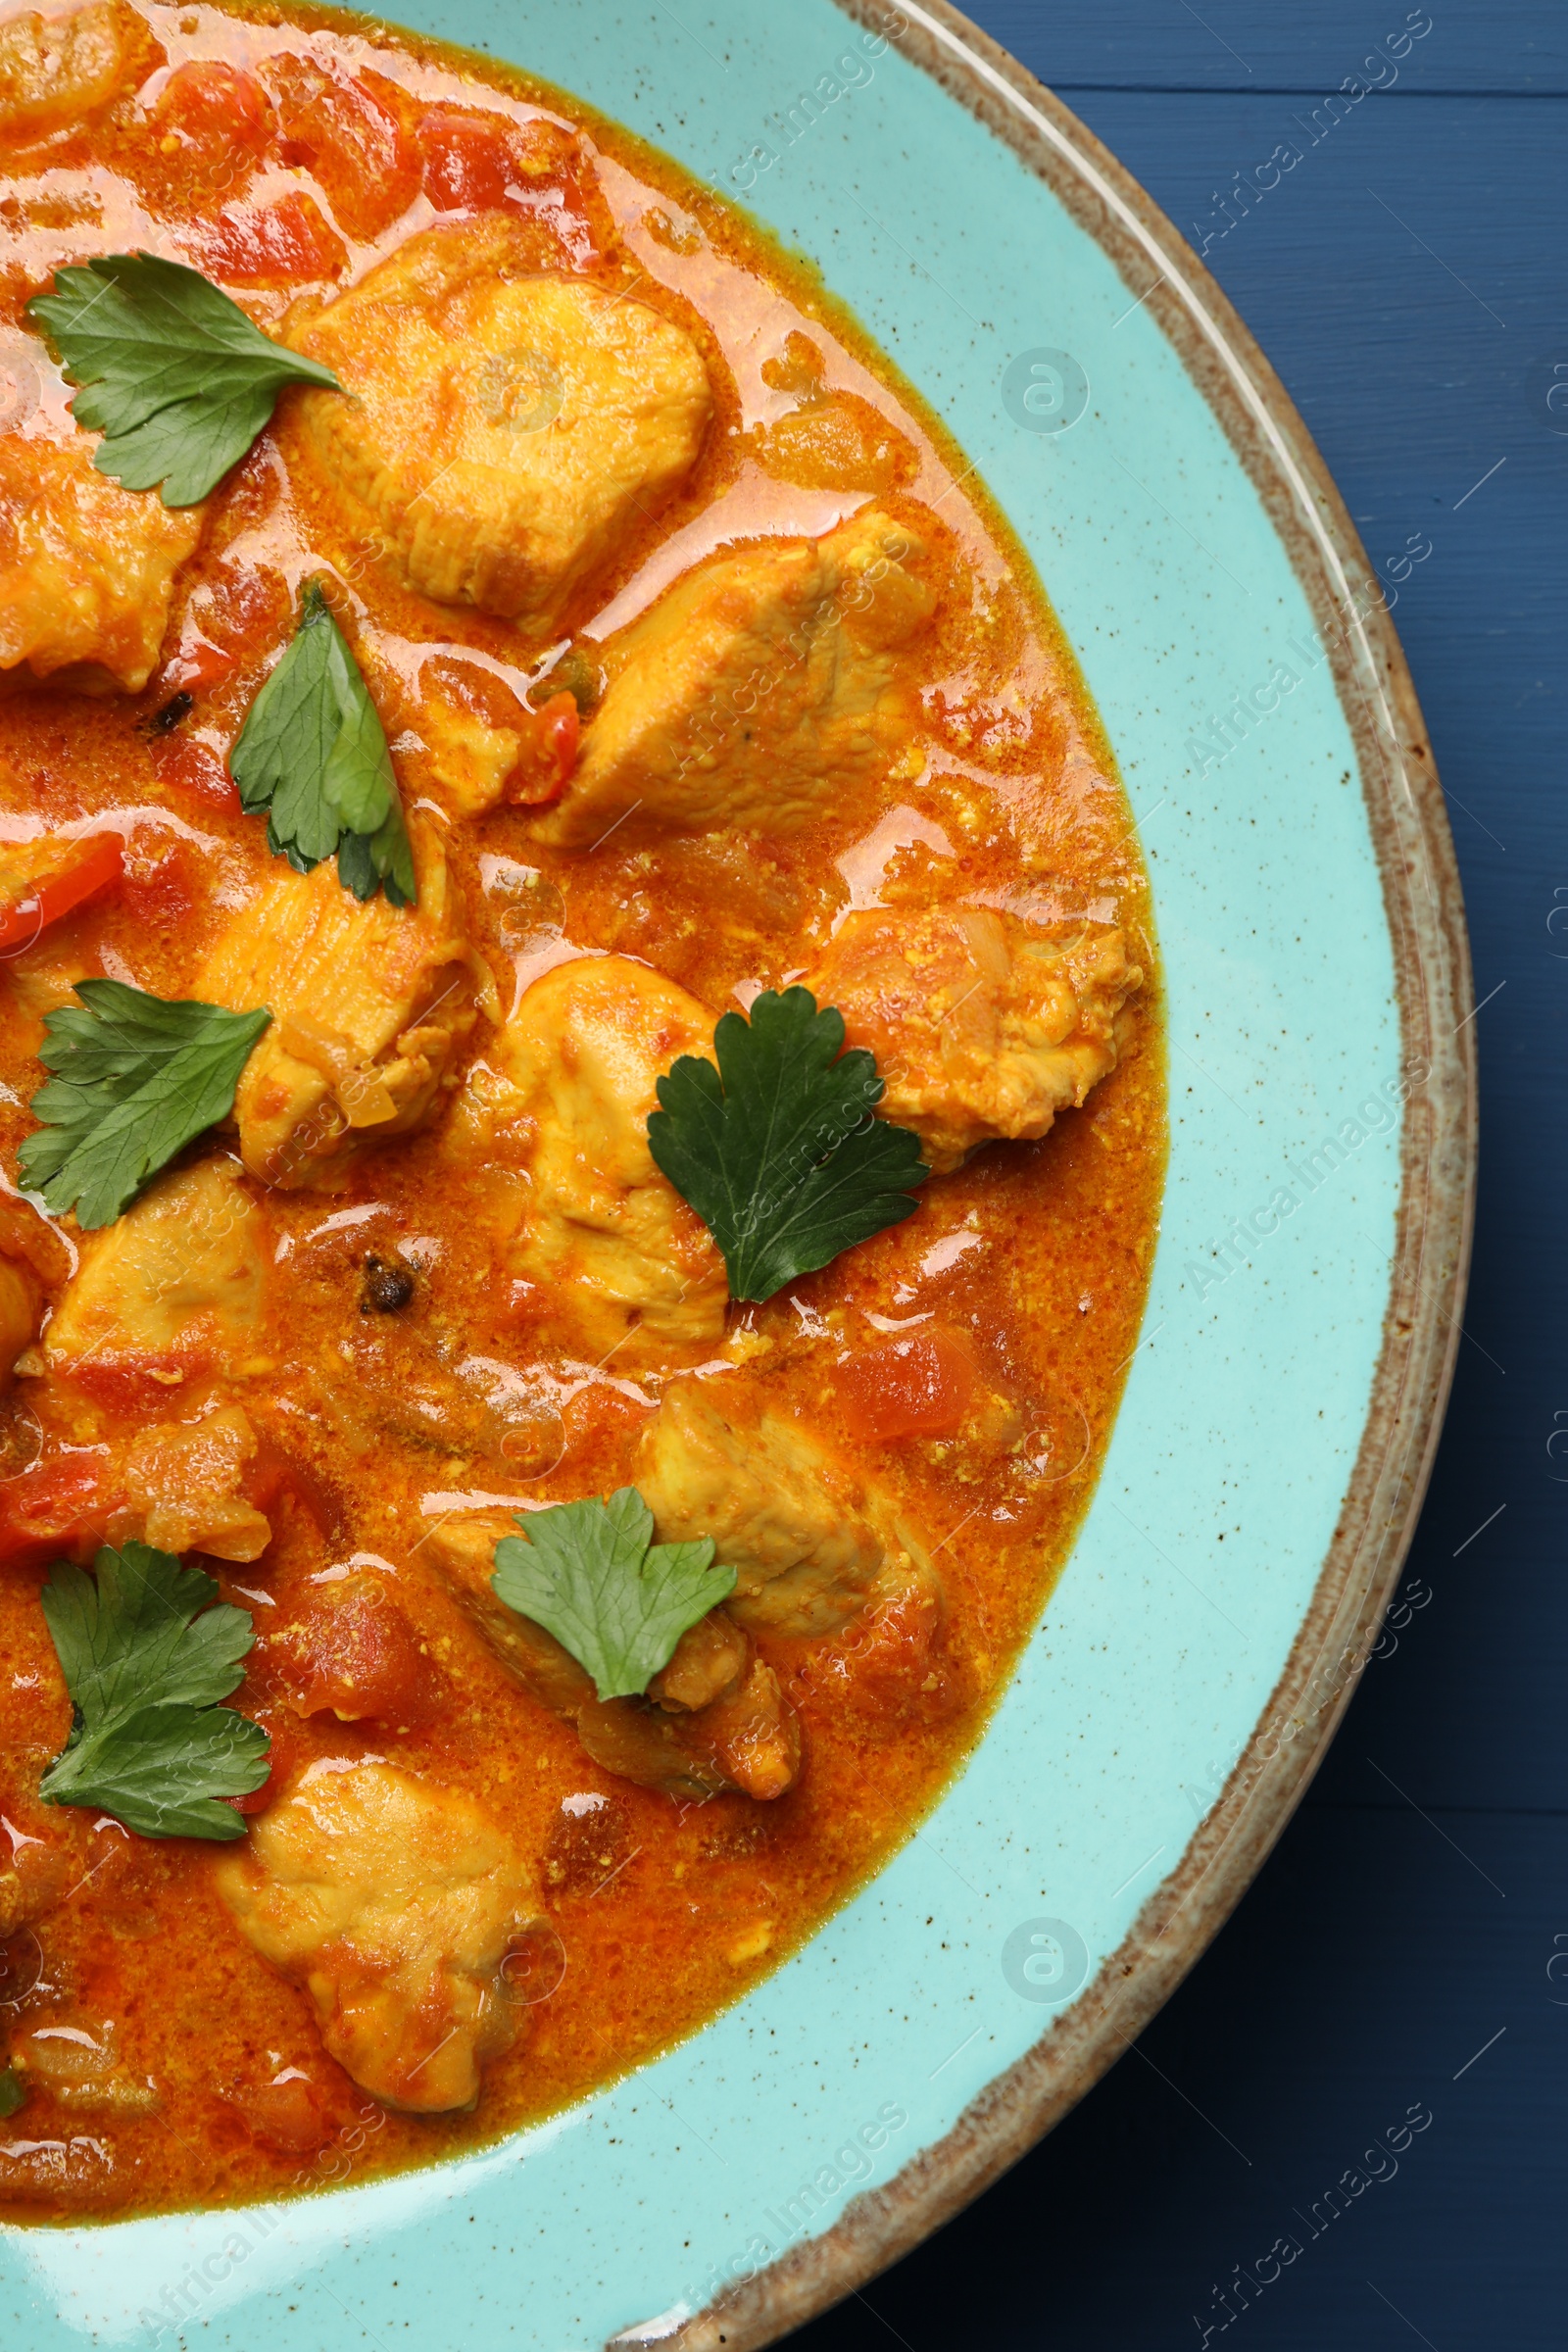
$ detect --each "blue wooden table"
[794,7,1568,2347]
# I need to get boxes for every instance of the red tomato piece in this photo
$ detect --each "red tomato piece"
[148,731,242,815]
[504,691,580,808]
[188,190,347,288]
[222,2071,333,2155]
[153,60,270,148]
[836,1325,980,1443]
[114,841,196,939]
[266,55,419,241]
[155,636,235,697]
[270,1579,434,1724]
[0,832,122,955]
[149,61,272,196]
[0,1451,116,1571]
[416,105,605,258]
[796,1576,958,1726]
[417,106,515,213]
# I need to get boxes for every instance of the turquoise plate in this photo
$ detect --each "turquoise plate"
[0,3,1474,2345]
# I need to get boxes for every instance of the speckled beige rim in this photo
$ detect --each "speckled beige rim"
[646,5,1477,2343]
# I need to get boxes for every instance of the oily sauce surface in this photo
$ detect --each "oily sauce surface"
[0,0,1164,2221]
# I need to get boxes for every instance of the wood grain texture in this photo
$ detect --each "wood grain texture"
[982,0,1568,92]
[792,8,1566,2348]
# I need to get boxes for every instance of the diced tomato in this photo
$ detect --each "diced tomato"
[0,832,122,956]
[835,1325,980,1443]
[814,1577,959,1725]
[149,61,272,196]
[154,636,235,698]
[557,1381,652,1473]
[222,2070,333,2155]
[153,60,271,151]
[265,55,419,241]
[115,840,195,938]
[269,1579,434,1725]
[417,107,516,213]
[192,565,291,654]
[504,691,579,808]
[0,1451,116,1571]
[188,190,347,288]
[148,730,242,815]
[416,105,605,258]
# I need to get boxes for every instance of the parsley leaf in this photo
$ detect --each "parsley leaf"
[0,2063,24,2119]
[230,580,416,907]
[26,252,342,508]
[38,1542,269,1841]
[492,1489,736,1703]
[18,979,270,1231]
[647,986,929,1302]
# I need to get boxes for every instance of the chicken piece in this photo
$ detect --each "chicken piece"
[634,1382,938,1641]
[0,2,142,139]
[116,1404,272,1563]
[0,434,203,693]
[43,1156,268,1385]
[527,507,935,851]
[416,694,523,818]
[422,1513,801,1802]
[287,217,711,632]
[805,906,1143,1174]
[0,1254,38,1389]
[214,1761,537,2113]
[194,822,482,1189]
[452,955,727,1364]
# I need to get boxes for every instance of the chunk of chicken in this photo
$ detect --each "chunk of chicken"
[634,1382,938,1640]
[195,822,482,1188]
[43,1156,268,1384]
[287,217,711,632]
[0,3,141,138]
[805,906,1143,1174]
[116,1404,272,1563]
[0,433,202,692]
[528,507,935,850]
[416,693,523,818]
[422,1513,801,1802]
[452,955,727,1364]
[0,1254,38,1389]
[213,1760,537,2113]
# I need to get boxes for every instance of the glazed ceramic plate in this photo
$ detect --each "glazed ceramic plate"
[0,2,1474,2346]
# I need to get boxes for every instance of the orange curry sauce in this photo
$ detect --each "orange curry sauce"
[0,0,1163,2221]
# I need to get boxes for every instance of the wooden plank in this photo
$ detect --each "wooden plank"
[973,0,1568,94]
[1052,114,1565,1811]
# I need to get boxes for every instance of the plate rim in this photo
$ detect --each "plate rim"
[659,4,1478,2343]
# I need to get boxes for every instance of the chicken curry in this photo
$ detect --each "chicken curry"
[0,0,1163,2222]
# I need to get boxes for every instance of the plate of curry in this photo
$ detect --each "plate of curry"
[0,1,1469,2346]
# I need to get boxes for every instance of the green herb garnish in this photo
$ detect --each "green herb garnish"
[18,980,270,1231]
[230,580,416,907]
[38,1543,270,1841]
[647,986,928,1302]
[492,1489,736,1703]
[26,252,341,507]
[0,2063,25,2119]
